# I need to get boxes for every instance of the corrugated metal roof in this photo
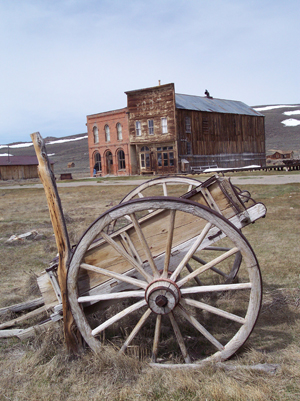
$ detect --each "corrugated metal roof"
[0,155,39,166]
[175,94,263,116]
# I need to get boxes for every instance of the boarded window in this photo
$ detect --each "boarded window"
[185,116,191,133]
[202,118,209,134]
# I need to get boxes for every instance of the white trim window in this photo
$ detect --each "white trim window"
[148,119,154,135]
[105,124,110,142]
[117,123,122,140]
[161,117,168,134]
[135,121,141,136]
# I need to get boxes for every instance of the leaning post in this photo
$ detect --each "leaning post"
[31,132,81,354]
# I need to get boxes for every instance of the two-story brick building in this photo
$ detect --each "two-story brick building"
[87,83,265,176]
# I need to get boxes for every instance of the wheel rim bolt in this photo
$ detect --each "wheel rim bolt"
[155,295,168,307]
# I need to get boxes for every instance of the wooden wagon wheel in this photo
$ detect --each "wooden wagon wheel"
[67,197,262,366]
[120,176,202,202]
[120,175,241,284]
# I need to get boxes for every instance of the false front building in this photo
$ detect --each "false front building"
[87,83,265,176]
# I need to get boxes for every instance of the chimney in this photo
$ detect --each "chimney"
[158,80,161,86]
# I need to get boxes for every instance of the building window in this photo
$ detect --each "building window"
[148,119,154,135]
[157,146,174,167]
[136,121,141,136]
[186,141,192,155]
[93,152,101,174]
[140,146,150,169]
[93,126,99,143]
[202,118,209,134]
[118,149,126,170]
[161,117,168,134]
[185,116,191,133]
[117,123,122,140]
[105,125,110,142]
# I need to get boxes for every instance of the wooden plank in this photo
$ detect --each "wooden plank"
[0,297,44,316]
[31,132,81,353]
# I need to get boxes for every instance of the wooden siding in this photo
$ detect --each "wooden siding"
[0,165,38,180]
[126,83,176,145]
[126,83,178,174]
[176,109,265,168]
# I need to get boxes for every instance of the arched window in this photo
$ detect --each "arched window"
[117,123,122,140]
[93,152,101,174]
[140,146,150,169]
[118,149,126,170]
[93,126,99,143]
[105,125,110,142]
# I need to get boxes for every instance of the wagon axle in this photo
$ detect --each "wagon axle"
[145,279,181,315]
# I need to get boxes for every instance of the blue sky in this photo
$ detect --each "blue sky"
[0,0,299,144]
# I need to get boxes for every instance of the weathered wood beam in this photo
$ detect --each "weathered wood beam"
[0,297,44,316]
[31,132,81,354]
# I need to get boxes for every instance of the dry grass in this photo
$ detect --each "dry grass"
[0,178,300,400]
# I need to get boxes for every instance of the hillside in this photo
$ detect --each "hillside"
[253,104,300,157]
[0,104,299,177]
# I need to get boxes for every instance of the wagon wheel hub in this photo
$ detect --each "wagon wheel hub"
[145,279,181,315]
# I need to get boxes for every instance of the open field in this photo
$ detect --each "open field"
[0,175,299,400]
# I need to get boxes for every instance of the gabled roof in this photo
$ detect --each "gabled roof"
[175,94,263,117]
[0,155,39,166]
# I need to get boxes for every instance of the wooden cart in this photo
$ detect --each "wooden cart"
[26,133,267,366]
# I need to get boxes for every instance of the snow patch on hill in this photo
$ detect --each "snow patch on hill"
[281,119,300,127]
[254,105,298,112]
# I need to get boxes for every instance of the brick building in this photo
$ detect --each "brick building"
[87,83,265,176]
[87,108,131,176]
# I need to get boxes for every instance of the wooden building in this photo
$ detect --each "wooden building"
[268,150,294,160]
[87,83,265,176]
[0,156,48,180]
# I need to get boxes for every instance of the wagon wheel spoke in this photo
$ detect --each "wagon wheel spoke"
[162,209,176,278]
[185,262,203,285]
[120,308,152,354]
[177,247,239,287]
[180,282,252,295]
[80,263,147,289]
[129,212,160,278]
[169,311,191,363]
[180,298,246,325]
[92,299,147,336]
[177,304,224,351]
[191,251,242,282]
[170,222,212,282]
[152,314,162,362]
[78,290,145,304]
[99,230,152,283]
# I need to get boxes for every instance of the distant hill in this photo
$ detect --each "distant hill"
[253,104,300,157]
[1,104,299,177]
[0,133,90,178]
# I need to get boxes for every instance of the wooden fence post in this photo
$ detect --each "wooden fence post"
[31,132,81,354]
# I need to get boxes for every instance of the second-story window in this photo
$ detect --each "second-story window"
[93,126,99,143]
[105,124,110,142]
[117,123,122,140]
[148,119,154,135]
[136,121,141,136]
[161,117,168,134]
[185,116,191,133]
